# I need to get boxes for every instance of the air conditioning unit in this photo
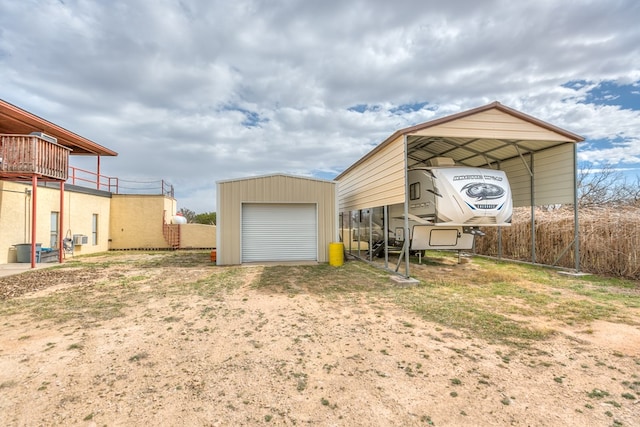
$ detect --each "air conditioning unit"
[73,234,88,245]
[29,132,58,143]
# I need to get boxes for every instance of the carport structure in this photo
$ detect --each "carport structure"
[336,101,584,277]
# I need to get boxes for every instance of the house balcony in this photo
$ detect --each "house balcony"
[0,134,71,181]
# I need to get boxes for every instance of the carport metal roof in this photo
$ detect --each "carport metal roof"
[405,102,583,170]
[339,101,583,179]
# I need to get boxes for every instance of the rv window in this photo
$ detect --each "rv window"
[409,182,421,200]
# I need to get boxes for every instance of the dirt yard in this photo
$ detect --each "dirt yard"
[0,251,638,426]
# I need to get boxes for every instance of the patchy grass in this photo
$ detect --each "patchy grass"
[0,380,17,390]
[385,252,640,343]
[2,250,639,346]
[179,267,247,297]
[255,261,391,295]
[128,352,149,363]
[1,250,639,426]
[10,287,128,325]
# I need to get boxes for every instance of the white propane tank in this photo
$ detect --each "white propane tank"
[171,213,187,224]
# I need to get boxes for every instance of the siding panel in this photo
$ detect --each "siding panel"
[412,110,577,141]
[533,144,575,205]
[338,136,405,212]
[502,157,532,207]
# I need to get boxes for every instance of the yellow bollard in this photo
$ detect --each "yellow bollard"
[329,242,344,267]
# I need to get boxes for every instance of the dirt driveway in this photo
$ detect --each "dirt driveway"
[0,251,638,426]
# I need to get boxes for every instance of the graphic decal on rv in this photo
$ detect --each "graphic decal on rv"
[460,183,505,201]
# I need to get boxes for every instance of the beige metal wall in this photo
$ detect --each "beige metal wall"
[412,109,576,141]
[502,144,575,207]
[337,135,406,212]
[533,144,576,205]
[109,194,177,249]
[501,157,532,207]
[217,175,336,265]
[0,181,111,263]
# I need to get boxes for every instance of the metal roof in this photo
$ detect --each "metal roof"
[337,101,584,179]
[0,98,117,156]
[217,173,336,185]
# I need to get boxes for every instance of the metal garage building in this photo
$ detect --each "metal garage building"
[336,101,584,276]
[216,174,337,265]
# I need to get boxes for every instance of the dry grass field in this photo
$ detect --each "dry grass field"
[0,251,639,426]
[476,206,640,280]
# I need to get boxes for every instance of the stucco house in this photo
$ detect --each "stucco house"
[0,99,215,267]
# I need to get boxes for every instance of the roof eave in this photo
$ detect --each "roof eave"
[0,98,118,156]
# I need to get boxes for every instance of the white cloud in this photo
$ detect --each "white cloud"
[1,0,640,212]
[578,136,640,165]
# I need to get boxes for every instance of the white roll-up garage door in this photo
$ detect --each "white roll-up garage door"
[242,203,317,262]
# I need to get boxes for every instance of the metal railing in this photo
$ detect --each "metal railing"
[68,166,119,192]
[67,166,174,197]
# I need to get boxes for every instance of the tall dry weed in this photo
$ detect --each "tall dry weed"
[474,206,640,280]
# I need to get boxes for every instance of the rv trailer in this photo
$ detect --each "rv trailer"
[382,157,513,254]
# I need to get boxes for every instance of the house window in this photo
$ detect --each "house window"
[409,182,421,200]
[50,212,59,248]
[92,214,98,245]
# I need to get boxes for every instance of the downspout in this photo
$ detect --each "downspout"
[403,135,411,278]
[573,143,580,271]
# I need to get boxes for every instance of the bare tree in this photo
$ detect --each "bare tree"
[577,162,630,206]
[177,207,196,223]
[617,175,640,205]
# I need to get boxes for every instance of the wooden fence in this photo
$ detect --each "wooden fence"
[474,206,640,280]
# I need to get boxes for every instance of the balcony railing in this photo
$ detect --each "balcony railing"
[0,134,174,197]
[0,134,71,180]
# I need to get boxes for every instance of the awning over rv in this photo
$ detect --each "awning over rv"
[337,101,584,212]
[402,102,582,168]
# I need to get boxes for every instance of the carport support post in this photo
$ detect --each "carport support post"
[529,153,536,264]
[403,135,411,278]
[573,143,580,271]
[384,205,389,269]
[357,210,361,258]
[368,209,373,262]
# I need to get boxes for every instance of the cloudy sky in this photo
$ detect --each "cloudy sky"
[1,0,639,213]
